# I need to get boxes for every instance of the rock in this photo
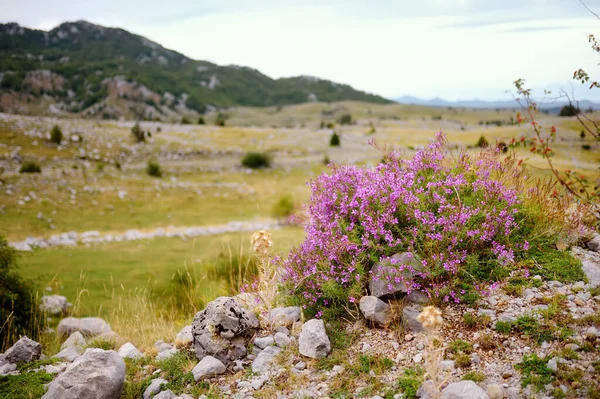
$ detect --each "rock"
[275,326,290,336]
[192,297,258,364]
[61,331,86,351]
[54,346,82,362]
[118,343,142,359]
[57,317,112,336]
[274,332,291,348]
[582,259,600,287]
[4,336,42,364]
[369,252,422,298]
[192,356,227,381]
[42,348,125,399]
[359,296,392,326]
[298,319,331,359]
[440,381,490,399]
[156,347,178,361]
[402,305,424,332]
[41,295,69,315]
[153,391,176,399]
[406,291,430,304]
[252,345,282,374]
[270,306,301,326]
[547,357,558,372]
[486,384,506,399]
[0,362,17,375]
[175,325,192,344]
[417,380,436,398]
[587,235,600,252]
[440,360,455,370]
[154,340,173,353]
[254,336,274,349]
[143,378,168,399]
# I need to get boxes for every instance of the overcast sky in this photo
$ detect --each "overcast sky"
[3,0,600,101]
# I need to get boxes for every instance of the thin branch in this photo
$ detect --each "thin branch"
[579,0,600,20]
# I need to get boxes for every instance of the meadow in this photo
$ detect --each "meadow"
[1,100,598,339]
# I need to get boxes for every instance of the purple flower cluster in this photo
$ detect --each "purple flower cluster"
[283,133,525,314]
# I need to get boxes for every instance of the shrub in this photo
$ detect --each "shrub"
[339,114,352,125]
[180,117,191,124]
[50,125,62,145]
[198,116,205,125]
[19,161,41,174]
[215,113,228,126]
[330,132,340,147]
[559,104,579,117]
[582,144,591,150]
[1,236,41,351]
[131,122,146,143]
[241,152,271,169]
[282,133,527,319]
[147,160,162,177]
[272,195,295,219]
[476,135,489,148]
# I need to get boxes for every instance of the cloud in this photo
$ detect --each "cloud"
[504,25,574,33]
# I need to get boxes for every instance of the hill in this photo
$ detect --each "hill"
[0,20,390,119]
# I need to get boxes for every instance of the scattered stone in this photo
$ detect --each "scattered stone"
[118,342,142,359]
[192,297,258,364]
[41,295,69,315]
[156,347,178,361]
[274,332,291,348]
[192,356,227,381]
[359,295,392,326]
[406,291,430,304]
[547,357,558,372]
[54,346,82,362]
[369,252,422,298]
[587,235,600,252]
[275,326,290,336]
[298,319,331,359]
[57,317,112,336]
[252,346,282,374]
[440,381,490,399]
[153,390,177,399]
[402,305,424,333]
[254,336,274,349]
[143,378,168,399]
[486,384,506,399]
[270,306,302,326]
[0,363,17,376]
[4,336,42,364]
[42,349,125,399]
[61,331,86,351]
[175,325,192,344]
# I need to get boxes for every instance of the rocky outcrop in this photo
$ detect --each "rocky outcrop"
[42,348,126,399]
[191,297,259,364]
[57,317,112,336]
[298,319,330,359]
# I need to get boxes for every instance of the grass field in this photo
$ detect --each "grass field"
[1,101,598,321]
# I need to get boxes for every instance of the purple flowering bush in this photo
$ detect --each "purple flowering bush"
[283,133,531,318]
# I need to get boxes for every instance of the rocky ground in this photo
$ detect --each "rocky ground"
[1,240,599,399]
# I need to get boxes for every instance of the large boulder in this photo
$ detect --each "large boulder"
[369,252,422,298]
[42,348,126,399]
[192,297,259,364]
[298,319,331,359]
[57,317,112,337]
[440,381,490,399]
[359,296,391,326]
[41,295,70,315]
[191,356,227,381]
[4,336,42,364]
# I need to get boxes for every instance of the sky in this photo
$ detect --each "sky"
[3,0,600,101]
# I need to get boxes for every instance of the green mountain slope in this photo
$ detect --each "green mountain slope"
[0,20,390,118]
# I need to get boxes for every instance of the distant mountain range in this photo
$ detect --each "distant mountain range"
[394,95,600,111]
[0,20,390,119]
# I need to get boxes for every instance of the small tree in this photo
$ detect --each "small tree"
[476,136,489,148]
[559,104,580,117]
[242,152,271,169]
[215,113,228,127]
[181,116,191,124]
[50,125,63,145]
[330,132,341,147]
[147,160,162,177]
[198,116,205,125]
[131,122,146,143]
[19,161,41,174]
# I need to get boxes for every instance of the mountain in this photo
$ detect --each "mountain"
[0,20,391,119]
[394,95,600,112]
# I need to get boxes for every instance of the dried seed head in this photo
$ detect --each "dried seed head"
[417,305,443,330]
[251,230,273,255]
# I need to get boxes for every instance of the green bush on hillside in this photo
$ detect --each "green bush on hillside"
[339,114,352,125]
[0,236,41,351]
[197,116,205,125]
[131,122,146,143]
[476,135,489,148]
[19,162,41,174]
[272,195,295,219]
[147,160,162,177]
[50,125,63,145]
[330,132,341,147]
[241,152,271,169]
[559,105,579,117]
